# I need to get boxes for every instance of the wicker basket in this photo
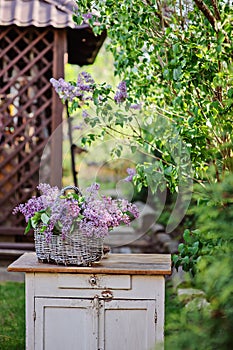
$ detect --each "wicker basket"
[34,227,104,266]
[34,186,104,266]
[34,185,104,266]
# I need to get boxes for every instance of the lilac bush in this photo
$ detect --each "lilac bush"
[50,69,193,198]
[13,183,139,241]
[50,72,141,187]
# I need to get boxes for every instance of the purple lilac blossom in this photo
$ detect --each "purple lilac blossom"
[48,197,81,239]
[77,72,95,92]
[50,72,95,103]
[73,122,85,130]
[79,220,109,238]
[50,78,78,102]
[69,202,81,217]
[130,103,142,110]
[82,13,93,21]
[82,110,89,118]
[13,182,139,241]
[12,196,45,222]
[124,168,136,182]
[37,183,59,202]
[114,81,128,103]
[87,182,100,192]
[85,183,100,201]
[126,203,139,219]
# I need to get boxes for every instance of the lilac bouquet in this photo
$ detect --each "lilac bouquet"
[13,183,139,242]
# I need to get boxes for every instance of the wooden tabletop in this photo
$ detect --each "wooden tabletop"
[8,252,172,275]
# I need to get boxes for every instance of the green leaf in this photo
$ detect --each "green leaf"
[173,67,182,81]
[191,241,200,255]
[31,218,38,229]
[183,229,191,243]
[178,243,185,253]
[30,212,41,228]
[24,220,32,234]
[227,88,233,98]
[40,225,47,233]
[172,254,179,264]
[41,213,50,225]
[130,145,137,153]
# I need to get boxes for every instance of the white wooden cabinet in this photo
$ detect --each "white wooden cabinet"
[8,253,171,350]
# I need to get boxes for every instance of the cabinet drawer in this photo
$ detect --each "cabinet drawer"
[58,273,131,290]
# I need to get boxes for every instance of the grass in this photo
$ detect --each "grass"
[0,282,25,350]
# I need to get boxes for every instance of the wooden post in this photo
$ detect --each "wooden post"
[50,29,66,187]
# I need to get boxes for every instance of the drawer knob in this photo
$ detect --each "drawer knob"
[89,276,97,285]
[101,289,113,301]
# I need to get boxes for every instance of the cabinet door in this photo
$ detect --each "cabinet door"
[99,300,157,350]
[35,297,99,350]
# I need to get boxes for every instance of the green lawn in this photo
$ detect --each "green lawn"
[0,282,25,350]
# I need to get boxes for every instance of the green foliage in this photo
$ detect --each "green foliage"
[73,0,233,189]
[0,282,25,350]
[165,286,233,350]
[71,11,233,348]
[173,174,233,272]
[173,229,202,275]
[26,209,49,234]
[166,270,233,349]
[168,175,233,349]
[52,2,233,347]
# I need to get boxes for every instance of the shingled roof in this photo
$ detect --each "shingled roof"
[0,0,81,28]
[0,0,106,65]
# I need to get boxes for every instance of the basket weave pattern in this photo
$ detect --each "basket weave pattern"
[34,227,104,266]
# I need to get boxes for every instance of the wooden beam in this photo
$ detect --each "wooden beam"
[50,29,66,187]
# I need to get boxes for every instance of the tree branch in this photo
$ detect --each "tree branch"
[193,0,216,30]
[210,0,221,20]
[179,0,185,29]
[194,0,232,46]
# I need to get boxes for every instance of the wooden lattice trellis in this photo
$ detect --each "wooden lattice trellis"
[0,25,64,236]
